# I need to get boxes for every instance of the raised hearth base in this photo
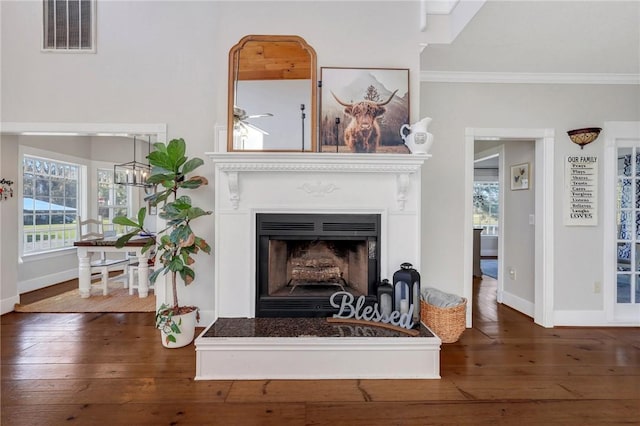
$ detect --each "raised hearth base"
[194,318,441,380]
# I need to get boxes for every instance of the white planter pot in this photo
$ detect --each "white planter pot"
[159,309,198,348]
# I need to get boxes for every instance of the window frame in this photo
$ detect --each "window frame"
[41,0,97,53]
[19,146,88,260]
[473,180,500,237]
[95,166,133,236]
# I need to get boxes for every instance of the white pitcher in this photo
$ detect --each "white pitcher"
[400,117,434,155]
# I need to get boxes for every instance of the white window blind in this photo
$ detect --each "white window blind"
[43,0,95,51]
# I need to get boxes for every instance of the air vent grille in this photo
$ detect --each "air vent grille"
[260,222,315,232]
[323,222,376,233]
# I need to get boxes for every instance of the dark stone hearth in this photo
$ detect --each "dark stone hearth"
[202,317,434,338]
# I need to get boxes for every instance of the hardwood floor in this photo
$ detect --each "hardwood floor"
[2,276,639,425]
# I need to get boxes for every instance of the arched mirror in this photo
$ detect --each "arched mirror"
[227,35,317,152]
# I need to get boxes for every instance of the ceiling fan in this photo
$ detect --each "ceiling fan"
[233,106,273,135]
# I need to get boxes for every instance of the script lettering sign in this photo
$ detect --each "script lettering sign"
[329,291,416,330]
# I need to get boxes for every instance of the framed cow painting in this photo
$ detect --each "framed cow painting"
[319,67,410,153]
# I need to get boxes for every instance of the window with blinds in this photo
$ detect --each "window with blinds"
[43,0,95,51]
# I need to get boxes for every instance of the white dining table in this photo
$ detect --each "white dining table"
[74,236,153,298]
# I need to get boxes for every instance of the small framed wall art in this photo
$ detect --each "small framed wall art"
[510,163,530,190]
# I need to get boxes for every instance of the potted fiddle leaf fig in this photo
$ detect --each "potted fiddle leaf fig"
[113,138,212,348]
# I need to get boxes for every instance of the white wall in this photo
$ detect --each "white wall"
[1,1,424,320]
[502,140,535,306]
[420,82,640,321]
[0,136,20,314]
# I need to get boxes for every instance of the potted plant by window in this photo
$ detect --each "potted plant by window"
[113,138,211,348]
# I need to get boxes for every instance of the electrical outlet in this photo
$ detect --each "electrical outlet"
[594,281,602,294]
[508,267,516,280]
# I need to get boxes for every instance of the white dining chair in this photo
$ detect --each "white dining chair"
[76,215,130,296]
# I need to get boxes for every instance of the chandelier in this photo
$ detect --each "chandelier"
[114,135,152,187]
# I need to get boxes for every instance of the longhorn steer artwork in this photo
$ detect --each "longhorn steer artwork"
[331,90,398,153]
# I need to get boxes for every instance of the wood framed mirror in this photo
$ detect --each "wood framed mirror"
[227,35,317,152]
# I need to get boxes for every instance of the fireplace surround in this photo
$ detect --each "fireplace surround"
[195,152,439,380]
[204,152,427,319]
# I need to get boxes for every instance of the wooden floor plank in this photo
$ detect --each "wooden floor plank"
[1,403,307,426]
[2,276,638,425]
[226,380,367,403]
[305,400,640,425]
[1,378,232,405]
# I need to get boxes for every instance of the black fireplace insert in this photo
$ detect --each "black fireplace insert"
[256,213,381,317]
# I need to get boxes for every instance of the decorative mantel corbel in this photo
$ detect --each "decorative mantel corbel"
[227,171,240,209]
[396,173,410,211]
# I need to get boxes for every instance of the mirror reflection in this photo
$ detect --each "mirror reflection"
[227,35,317,152]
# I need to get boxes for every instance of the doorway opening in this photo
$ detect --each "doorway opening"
[465,128,555,328]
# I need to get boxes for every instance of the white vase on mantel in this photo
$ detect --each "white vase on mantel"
[400,117,434,155]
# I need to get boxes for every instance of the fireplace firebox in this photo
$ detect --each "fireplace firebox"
[256,213,380,317]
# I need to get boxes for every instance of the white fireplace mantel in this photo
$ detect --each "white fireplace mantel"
[205,151,428,319]
[196,151,438,380]
[205,152,429,210]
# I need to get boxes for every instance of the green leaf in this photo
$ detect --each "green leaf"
[178,180,202,189]
[166,335,177,344]
[170,225,192,246]
[149,267,165,284]
[173,196,192,210]
[115,232,137,248]
[113,216,140,228]
[166,139,186,169]
[147,151,173,171]
[187,207,211,220]
[181,157,204,175]
[195,237,212,254]
[170,322,182,334]
[146,173,173,185]
[137,207,147,227]
[169,257,184,272]
[179,266,195,285]
[152,142,168,154]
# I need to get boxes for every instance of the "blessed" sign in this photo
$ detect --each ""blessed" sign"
[329,291,416,331]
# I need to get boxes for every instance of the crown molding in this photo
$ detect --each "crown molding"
[421,71,640,85]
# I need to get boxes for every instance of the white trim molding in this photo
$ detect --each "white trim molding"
[421,71,640,85]
[1,295,20,315]
[206,152,428,211]
[500,290,535,318]
[554,310,639,327]
[19,268,78,294]
[602,121,640,326]
[465,127,555,328]
[0,122,167,140]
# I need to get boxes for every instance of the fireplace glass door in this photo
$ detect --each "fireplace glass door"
[256,213,380,317]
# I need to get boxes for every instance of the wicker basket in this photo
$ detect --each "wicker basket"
[420,298,467,343]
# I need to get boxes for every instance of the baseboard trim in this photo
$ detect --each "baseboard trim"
[1,295,21,315]
[554,310,640,327]
[18,268,78,294]
[500,290,534,318]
